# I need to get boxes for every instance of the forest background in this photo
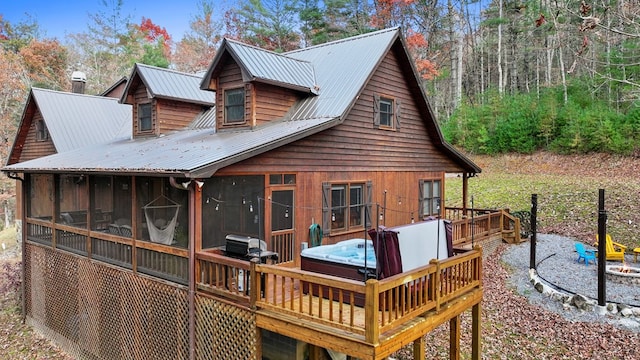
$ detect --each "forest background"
[0,0,639,225]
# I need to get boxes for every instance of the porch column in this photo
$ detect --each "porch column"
[472,302,481,360]
[449,315,460,360]
[462,173,468,214]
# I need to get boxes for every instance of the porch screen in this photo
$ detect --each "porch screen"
[144,195,180,245]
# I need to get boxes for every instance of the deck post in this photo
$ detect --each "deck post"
[364,279,380,345]
[471,302,481,360]
[449,315,460,360]
[413,336,425,359]
[430,259,441,311]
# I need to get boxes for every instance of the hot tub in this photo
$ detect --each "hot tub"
[300,238,376,306]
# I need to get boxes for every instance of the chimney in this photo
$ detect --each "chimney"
[71,71,87,94]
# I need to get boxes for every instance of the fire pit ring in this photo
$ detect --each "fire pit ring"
[606,264,640,285]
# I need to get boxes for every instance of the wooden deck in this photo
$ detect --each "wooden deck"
[25,208,520,359]
[196,246,483,359]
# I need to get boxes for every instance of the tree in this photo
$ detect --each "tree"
[0,48,29,228]
[173,0,222,73]
[131,17,172,68]
[225,0,300,52]
[19,39,69,90]
[67,0,134,93]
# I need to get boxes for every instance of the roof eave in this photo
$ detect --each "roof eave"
[188,117,342,178]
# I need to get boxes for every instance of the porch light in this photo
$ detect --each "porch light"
[215,203,219,211]
[285,207,289,218]
[249,204,254,212]
[332,213,336,221]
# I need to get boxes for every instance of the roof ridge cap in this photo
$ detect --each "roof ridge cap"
[224,38,312,65]
[32,87,119,100]
[136,62,204,79]
[285,27,400,55]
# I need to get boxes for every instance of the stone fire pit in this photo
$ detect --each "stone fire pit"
[606,264,640,285]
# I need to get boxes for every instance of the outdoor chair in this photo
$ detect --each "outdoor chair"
[108,223,121,235]
[594,234,627,262]
[119,225,133,238]
[574,242,596,266]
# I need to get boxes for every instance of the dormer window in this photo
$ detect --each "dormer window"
[36,120,49,141]
[224,88,245,124]
[138,103,152,132]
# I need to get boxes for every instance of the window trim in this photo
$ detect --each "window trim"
[373,93,401,130]
[137,103,153,133]
[322,181,372,235]
[36,120,49,141]
[419,179,441,219]
[224,87,246,124]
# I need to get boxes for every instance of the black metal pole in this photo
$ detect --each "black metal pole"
[529,194,537,270]
[598,189,607,307]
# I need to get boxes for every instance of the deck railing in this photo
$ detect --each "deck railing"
[196,250,252,304]
[25,218,188,284]
[446,208,517,247]
[250,248,482,344]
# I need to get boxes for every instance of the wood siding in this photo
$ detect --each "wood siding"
[156,99,203,132]
[19,109,57,162]
[215,45,469,251]
[216,59,251,129]
[215,58,299,129]
[133,84,156,136]
[253,82,299,126]
[224,48,463,173]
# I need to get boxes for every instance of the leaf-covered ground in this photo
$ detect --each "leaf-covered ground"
[2,151,640,359]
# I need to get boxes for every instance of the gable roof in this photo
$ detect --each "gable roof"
[121,63,215,106]
[201,39,318,95]
[7,88,132,162]
[4,27,479,176]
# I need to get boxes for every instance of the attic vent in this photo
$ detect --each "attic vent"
[71,71,87,94]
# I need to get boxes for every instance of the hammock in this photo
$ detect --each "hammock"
[143,195,180,245]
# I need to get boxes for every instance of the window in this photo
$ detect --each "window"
[374,94,401,129]
[36,120,49,141]
[379,98,393,127]
[138,103,152,132]
[225,88,245,123]
[419,179,441,218]
[323,181,371,233]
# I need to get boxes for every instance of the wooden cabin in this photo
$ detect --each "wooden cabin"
[4,27,519,360]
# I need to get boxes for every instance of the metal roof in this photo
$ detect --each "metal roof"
[4,27,479,176]
[285,28,398,120]
[32,88,132,152]
[125,64,215,106]
[224,40,318,94]
[5,117,337,178]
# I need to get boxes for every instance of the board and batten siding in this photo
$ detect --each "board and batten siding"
[19,109,57,162]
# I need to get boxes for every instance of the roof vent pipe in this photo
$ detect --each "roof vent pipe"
[71,71,87,94]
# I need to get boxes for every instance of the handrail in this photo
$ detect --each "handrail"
[251,248,482,344]
[196,250,252,303]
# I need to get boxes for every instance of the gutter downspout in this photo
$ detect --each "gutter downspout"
[188,183,196,360]
[169,176,196,360]
[7,172,25,323]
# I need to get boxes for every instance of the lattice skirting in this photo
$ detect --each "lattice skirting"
[25,244,196,360]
